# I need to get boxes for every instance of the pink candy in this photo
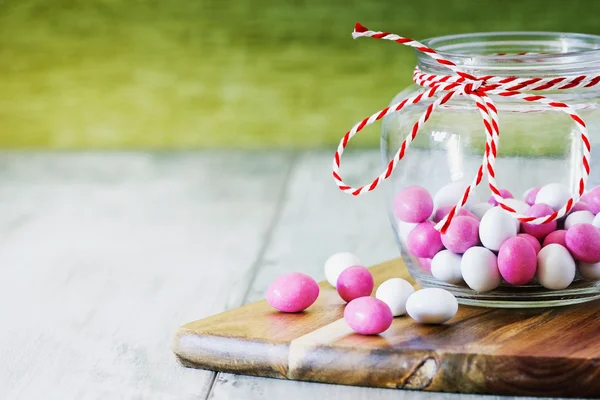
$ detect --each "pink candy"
[498,237,537,285]
[543,230,567,248]
[571,201,592,213]
[433,205,478,223]
[393,186,433,223]
[524,187,541,206]
[565,224,600,263]
[441,216,480,254]
[517,233,542,254]
[521,203,557,240]
[344,297,393,335]
[488,189,514,206]
[584,186,600,214]
[266,273,320,312]
[336,266,374,302]
[407,221,444,258]
[418,257,432,273]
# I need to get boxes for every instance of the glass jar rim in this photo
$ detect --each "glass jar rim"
[417,31,600,77]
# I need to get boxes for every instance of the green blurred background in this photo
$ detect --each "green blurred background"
[1,0,600,149]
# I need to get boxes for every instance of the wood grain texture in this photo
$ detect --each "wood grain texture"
[175,258,600,398]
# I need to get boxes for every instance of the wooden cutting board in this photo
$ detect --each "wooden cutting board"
[173,259,600,398]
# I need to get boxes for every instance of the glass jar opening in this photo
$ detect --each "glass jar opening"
[417,32,600,78]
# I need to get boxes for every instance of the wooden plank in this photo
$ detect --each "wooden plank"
[175,258,600,398]
[0,152,292,399]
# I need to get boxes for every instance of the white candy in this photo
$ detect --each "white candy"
[431,250,463,284]
[469,202,493,220]
[406,288,458,324]
[479,207,518,251]
[461,247,501,292]
[433,182,470,211]
[535,183,571,211]
[578,261,600,280]
[375,278,415,317]
[324,252,361,287]
[564,210,595,230]
[593,213,600,229]
[397,220,418,246]
[536,244,576,290]
[503,198,530,215]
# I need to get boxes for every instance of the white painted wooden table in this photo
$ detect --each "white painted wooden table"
[0,151,577,400]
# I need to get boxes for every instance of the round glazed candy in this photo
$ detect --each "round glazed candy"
[324,252,361,287]
[571,201,592,213]
[433,206,477,223]
[441,216,480,254]
[503,198,530,215]
[535,183,571,211]
[594,213,600,229]
[337,266,374,303]
[375,278,415,316]
[461,247,501,292]
[565,223,600,263]
[517,233,542,254]
[521,203,557,241]
[418,257,432,273]
[431,250,463,284]
[578,261,600,280]
[266,273,320,312]
[542,230,567,248]
[498,237,537,285]
[407,221,444,258]
[344,297,393,335]
[524,187,541,206]
[479,207,518,251]
[398,221,418,245]
[537,244,576,289]
[393,186,434,223]
[469,202,493,220]
[433,181,470,210]
[406,288,458,324]
[564,210,595,230]
[488,189,514,206]
[584,186,600,214]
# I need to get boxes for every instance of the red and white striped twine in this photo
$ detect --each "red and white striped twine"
[333,23,595,233]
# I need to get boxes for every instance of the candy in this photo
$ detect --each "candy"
[344,297,393,335]
[469,202,493,220]
[565,224,600,263]
[433,206,478,223]
[406,221,444,258]
[461,247,501,292]
[488,189,514,206]
[433,181,470,211]
[418,257,432,273]
[375,278,415,316]
[542,230,567,248]
[398,221,418,245]
[521,203,557,241]
[571,201,592,213]
[336,266,374,302]
[266,273,320,312]
[536,244,576,289]
[578,261,600,280]
[564,210,595,230]
[479,207,518,251]
[393,186,434,223]
[503,198,530,215]
[498,237,537,285]
[535,183,571,211]
[524,187,541,206]
[594,213,600,229]
[324,252,361,287]
[431,250,463,284]
[584,186,600,214]
[406,288,458,324]
[517,233,542,254]
[441,216,480,253]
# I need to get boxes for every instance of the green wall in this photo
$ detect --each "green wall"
[1,0,600,148]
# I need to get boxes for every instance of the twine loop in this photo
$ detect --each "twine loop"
[333,23,594,233]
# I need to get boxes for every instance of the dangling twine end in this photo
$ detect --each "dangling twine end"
[352,22,369,39]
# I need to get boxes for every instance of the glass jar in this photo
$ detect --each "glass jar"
[381,32,600,308]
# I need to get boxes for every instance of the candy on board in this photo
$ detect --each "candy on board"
[565,223,600,264]
[517,233,542,254]
[521,203,557,241]
[564,210,595,230]
[535,183,571,211]
[375,278,415,317]
[578,261,600,280]
[336,265,374,303]
[497,237,537,285]
[344,297,393,335]
[406,221,444,258]
[431,250,463,284]
[469,202,493,220]
[405,288,458,324]
[393,186,434,223]
[461,247,501,292]
[479,207,519,251]
[324,252,361,287]
[441,216,480,254]
[266,273,320,313]
[536,244,576,290]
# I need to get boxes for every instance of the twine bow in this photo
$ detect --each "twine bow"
[333,23,594,233]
